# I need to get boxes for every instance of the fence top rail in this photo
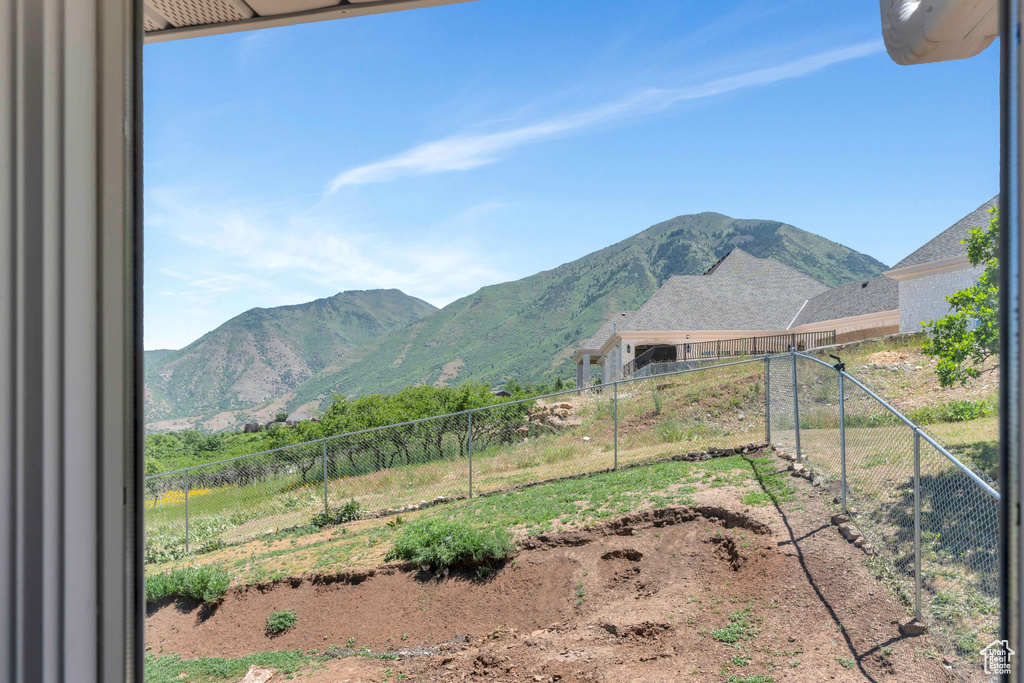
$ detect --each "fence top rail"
[775,351,1001,501]
[145,355,766,481]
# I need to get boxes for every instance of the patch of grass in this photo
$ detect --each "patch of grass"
[384,518,513,570]
[145,651,313,683]
[909,399,995,425]
[266,608,298,635]
[835,656,855,669]
[145,564,230,604]
[712,607,759,644]
[740,490,772,506]
[309,500,362,528]
[725,675,774,683]
[745,456,795,506]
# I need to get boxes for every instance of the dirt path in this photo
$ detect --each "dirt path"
[147,464,953,682]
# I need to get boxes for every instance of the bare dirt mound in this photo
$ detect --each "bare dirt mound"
[147,504,952,682]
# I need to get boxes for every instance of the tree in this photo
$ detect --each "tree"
[922,206,999,387]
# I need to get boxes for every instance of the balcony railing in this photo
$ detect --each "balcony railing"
[623,330,836,377]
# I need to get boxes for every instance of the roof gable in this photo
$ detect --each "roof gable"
[790,276,898,328]
[623,249,829,332]
[890,195,998,270]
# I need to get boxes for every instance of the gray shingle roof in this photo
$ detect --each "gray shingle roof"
[578,311,634,351]
[890,195,998,270]
[623,249,829,332]
[790,276,898,328]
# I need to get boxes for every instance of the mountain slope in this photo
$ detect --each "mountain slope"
[287,212,886,408]
[145,289,436,423]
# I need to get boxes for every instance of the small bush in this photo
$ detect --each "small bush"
[266,609,298,635]
[309,499,362,528]
[910,399,994,425]
[384,518,514,570]
[146,564,231,604]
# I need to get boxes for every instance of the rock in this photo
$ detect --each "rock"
[583,436,591,442]
[942,655,956,667]
[787,636,796,643]
[811,475,822,486]
[898,620,929,636]
[723,448,735,455]
[853,537,867,548]
[838,523,862,542]
[787,463,803,472]
[861,544,875,555]
[671,454,685,461]
[600,621,619,636]
[241,666,277,683]
[687,452,701,458]
[831,514,850,526]
[737,414,745,421]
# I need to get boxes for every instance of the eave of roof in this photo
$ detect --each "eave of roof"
[888,195,998,271]
[144,0,476,43]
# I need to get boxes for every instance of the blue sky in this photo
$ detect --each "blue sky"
[143,0,999,350]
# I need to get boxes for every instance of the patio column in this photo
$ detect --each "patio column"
[601,356,611,384]
[581,354,591,386]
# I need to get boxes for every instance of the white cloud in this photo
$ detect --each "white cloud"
[326,41,883,191]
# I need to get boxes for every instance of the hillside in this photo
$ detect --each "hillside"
[285,212,886,408]
[145,289,436,426]
[145,349,178,368]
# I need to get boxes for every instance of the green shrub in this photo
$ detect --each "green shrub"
[266,609,297,635]
[909,399,994,425]
[384,518,514,570]
[146,564,231,604]
[309,499,362,528]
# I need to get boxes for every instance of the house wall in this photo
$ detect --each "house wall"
[897,264,984,332]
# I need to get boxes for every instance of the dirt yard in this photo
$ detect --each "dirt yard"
[146,460,953,682]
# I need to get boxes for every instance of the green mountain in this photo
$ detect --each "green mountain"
[145,289,437,426]
[284,212,887,408]
[144,349,178,368]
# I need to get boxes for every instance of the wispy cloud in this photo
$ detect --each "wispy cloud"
[327,41,882,192]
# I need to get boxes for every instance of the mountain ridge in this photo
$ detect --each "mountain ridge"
[145,288,437,426]
[146,211,888,431]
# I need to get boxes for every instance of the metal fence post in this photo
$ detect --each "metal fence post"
[184,467,190,555]
[468,410,473,498]
[322,440,329,517]
[613,380,618,470]
[839,372,847,515]
[764,355,771,445]
[913,429,923,622]
[791,347,802,463]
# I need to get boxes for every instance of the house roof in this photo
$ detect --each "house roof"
[578,311,634,352]
[790,276,898,328]
[622,249,829,332]
[890,195,998,270]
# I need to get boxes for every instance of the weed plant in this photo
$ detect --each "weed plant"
[265,608,298,635]
[309,499,362,528]
[384,518,513,570]
[145,564,230,604]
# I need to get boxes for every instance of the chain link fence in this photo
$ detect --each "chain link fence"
[145,349,1000,677]
[145,358,768,564]
[768,351,1000,679]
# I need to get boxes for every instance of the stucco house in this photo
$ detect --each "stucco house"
[885,195,998,333]
[573,197,996,383]
[573,248,899,383]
